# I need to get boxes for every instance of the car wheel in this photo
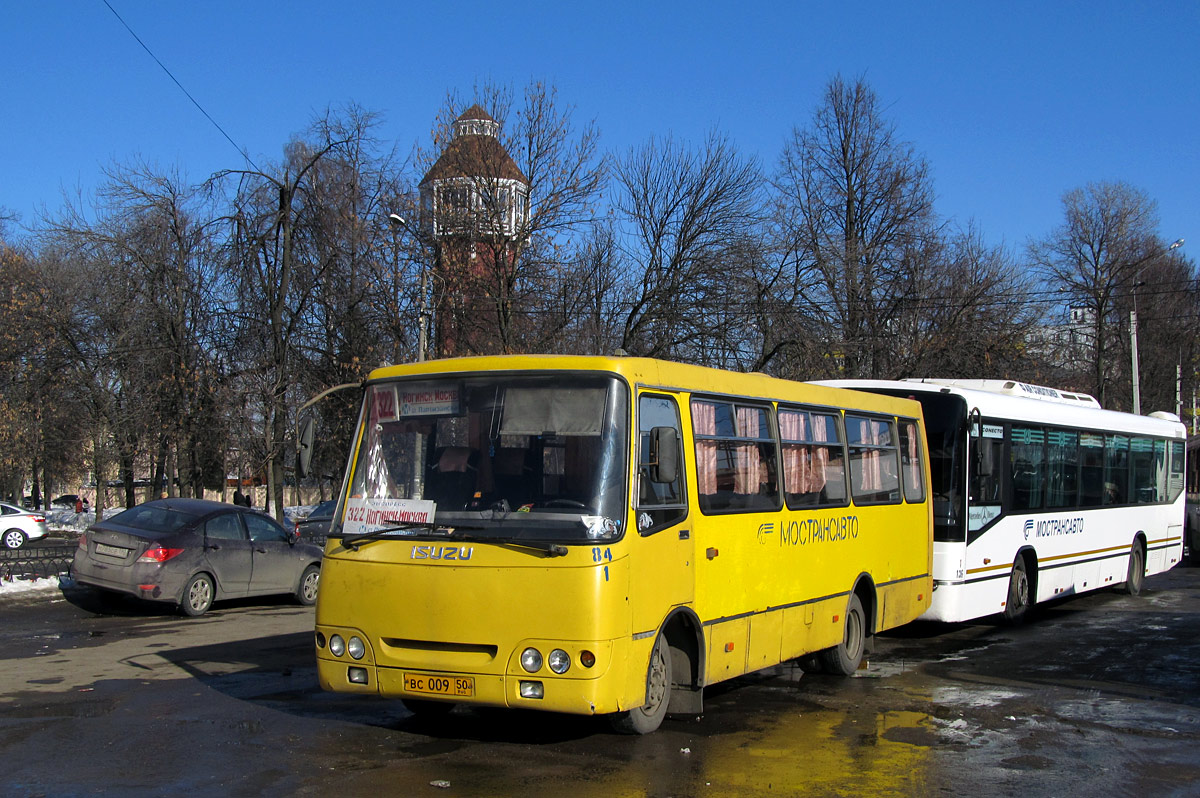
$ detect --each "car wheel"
[2,528,26,549]
[296,564,320,605]
[180,573,215,617]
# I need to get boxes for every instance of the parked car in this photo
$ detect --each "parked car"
[294,499,338,541]
[72,498,322,616]
[0,502,49,549]
[52,494,88,510]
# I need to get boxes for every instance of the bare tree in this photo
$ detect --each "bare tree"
[1028,181,1169,408]
[773,75,938,379]
[611,130,764,358]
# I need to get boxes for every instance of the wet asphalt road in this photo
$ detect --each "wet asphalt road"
[1,566,1198,798]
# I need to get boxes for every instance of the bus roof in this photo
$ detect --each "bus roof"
[816,378,1186,439]
[367,355,926,419]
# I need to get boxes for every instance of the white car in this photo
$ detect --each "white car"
[1,502,49,549]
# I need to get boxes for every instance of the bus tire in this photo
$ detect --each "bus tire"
[611,634,671,734]
[1122,543,1145,596]
[1002,558,1031,625]
[819,594,865,676]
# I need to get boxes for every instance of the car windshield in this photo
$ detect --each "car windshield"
[108,505,198,533]
[340,372,629,544]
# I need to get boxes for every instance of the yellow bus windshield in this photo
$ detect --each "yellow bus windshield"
[340,372,629,544]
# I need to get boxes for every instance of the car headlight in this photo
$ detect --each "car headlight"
[548,649,570,674]
[347,636,365,660]
[329,635,346,657]
[520,647,543,673]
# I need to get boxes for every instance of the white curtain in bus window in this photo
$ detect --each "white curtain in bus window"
[846,415,899,504]
[898,420,926,503]
[1046,429,1079,509]
[1011,426,1046,510]
[364,385,400,499]
[499,388,605,435]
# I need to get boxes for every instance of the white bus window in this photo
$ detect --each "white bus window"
[1046,429,1079,509]
[1011,426,1045,511]
[1131,437,1160,503]
[1079,433,1105,507]
[1105,434,1130,505]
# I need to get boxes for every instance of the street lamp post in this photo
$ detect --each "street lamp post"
[388,213,430,362]
[1130,238,1184,414]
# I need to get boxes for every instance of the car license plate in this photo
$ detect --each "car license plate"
[95,543,128,558]
[403,672,474,697]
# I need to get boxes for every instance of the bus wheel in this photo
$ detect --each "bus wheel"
[611,635,671,734]
[1122,543,1145,596]
[820,594,865,676]
[1003,558,1031,625]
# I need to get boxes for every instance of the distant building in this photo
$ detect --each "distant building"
[418,105,530,356]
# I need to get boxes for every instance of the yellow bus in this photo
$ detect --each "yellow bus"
[314,355,932,733]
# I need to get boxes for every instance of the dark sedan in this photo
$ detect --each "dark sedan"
[294,499,338,542]
[72,498,323,616]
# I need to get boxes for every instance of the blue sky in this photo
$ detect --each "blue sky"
[4,1,1197,255]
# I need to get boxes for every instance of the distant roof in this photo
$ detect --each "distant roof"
[458,104,495,123]
[420,106,528,186]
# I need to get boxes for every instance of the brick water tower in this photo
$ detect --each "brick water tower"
[419,105,530,356]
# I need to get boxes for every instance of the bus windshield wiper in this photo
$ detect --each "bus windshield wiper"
[334,523,478,551]
[446,532,568,558]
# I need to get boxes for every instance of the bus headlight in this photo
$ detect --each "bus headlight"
[347,636,365,660]
[329,635,346,657]
[520,647,543,673]
[548,648,570,674]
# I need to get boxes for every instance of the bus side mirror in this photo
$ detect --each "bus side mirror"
[297,416,316,479]
[650,427,678,484]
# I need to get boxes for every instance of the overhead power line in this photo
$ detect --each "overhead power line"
[101,0,259,172]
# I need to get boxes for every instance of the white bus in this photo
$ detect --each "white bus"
[816,379,1187,623]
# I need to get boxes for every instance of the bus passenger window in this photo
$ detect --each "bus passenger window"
[1104,434,1129,505]
[1011,426,1046,511]
[780,408,847,507]
[846,415,900,505]
[898,419,926,503]
[1079,433,1105,507]
[692,399,779,513]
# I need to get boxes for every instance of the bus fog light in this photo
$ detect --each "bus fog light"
[548,648,570,674]
[330,635,346,657]
[519,681,544,699]
[580,650,596,668]
[347,636,365,660]
[521,647,543,673]
[348,667,369,685]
